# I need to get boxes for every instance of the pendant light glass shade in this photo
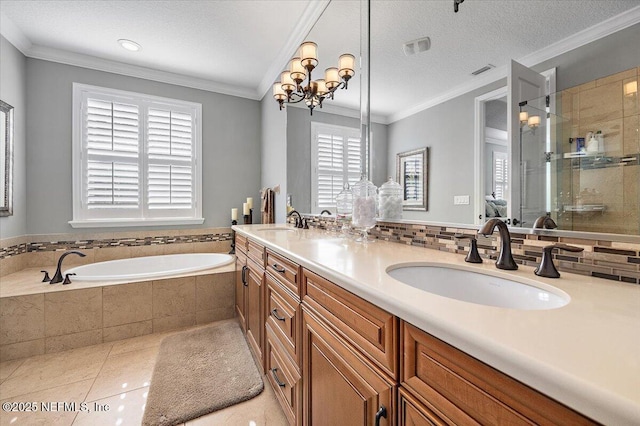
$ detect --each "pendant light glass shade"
[280,71,295,93]
[338,54,355,78]
[290,57,306,83]
[299,41,318,69]
[272,83,286,101]
[325,67,340,89]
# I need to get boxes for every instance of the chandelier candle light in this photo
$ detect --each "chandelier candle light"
[273,41,355,114]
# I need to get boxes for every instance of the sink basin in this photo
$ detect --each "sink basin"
[387,264,569,310]
[256,227,296,232]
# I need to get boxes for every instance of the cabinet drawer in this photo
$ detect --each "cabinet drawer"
[266,324,302,426]
[247,239,265,267]
[266,273,301,367]
[302,269,398,379]
[266,249,300,297]
[398,387,465,426]
[236,233,248,253]
[401,322,597,425]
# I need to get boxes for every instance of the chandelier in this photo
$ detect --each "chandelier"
[273,41,355,115]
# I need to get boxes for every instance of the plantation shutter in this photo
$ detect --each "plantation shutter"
[84,98,140,209]
[147,108,194,210]
[312,123,362,212]
[493,152,508,199]
[403,156,423,203]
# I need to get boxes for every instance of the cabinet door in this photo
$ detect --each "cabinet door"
[235,251,248,332]
[246,259,265,371]
[302,306,394,426]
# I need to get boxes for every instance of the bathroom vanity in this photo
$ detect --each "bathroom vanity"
[233,224,639,426]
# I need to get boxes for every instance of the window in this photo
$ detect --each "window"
[311,123,362,213]
[493,151,508,200]
[71,83,203,227]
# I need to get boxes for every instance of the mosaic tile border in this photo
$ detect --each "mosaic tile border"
[0,232,232,260]
[300,216,640,285]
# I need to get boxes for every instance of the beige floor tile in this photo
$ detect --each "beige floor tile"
[85,347,157,401]
[0,379,93,426]
[73,386,149,426]
[0,359,24,383]
[0,343,112,399]
[186,378,287,426]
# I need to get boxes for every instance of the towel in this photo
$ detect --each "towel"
[261,188,275,224]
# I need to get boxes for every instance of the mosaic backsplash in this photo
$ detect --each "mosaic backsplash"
[299,216,640,285]
[0,232,232,260]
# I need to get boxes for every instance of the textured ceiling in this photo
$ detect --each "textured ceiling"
[1,0,639,121]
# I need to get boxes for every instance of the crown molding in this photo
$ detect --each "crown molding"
[257,0,330,100]
[0,12,32,53]
[387,5,640,124]
[26,44,259,99]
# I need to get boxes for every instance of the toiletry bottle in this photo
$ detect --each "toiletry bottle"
[587,133,599,153]
[596,130,604,152]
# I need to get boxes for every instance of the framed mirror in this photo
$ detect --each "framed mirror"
[396,147,428,211]
[0,100,14,217]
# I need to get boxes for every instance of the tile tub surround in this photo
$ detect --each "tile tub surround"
[299,216,640,285]
[0,268,235,361]
[0,227,233,277]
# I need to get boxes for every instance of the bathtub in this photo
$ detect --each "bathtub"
[67,253,234,281]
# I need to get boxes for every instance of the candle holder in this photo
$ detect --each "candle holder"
[229,219,237,254]
[244,209,253,224]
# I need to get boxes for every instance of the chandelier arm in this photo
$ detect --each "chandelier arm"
[285,93,306,104]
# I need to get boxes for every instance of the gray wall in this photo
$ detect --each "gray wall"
[26,58,261,234]
[0,36,27,239]
[386,23,640,224]
[260,94,287,223]
[287,106,388,213]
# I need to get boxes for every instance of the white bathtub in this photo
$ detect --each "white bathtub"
[66,253,234,281]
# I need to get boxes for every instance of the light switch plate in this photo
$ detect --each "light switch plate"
[454,195,470,205]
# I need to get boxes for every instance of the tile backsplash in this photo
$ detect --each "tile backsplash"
[301,216,640,285]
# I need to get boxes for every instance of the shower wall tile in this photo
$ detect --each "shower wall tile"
[44,288,102,337]
[103,321,152,343]
[0,295,45,345]
[103,282,153,328]
[622,77,638,117]
[596,68,636,87]
[623,115,639,156]
[579,81,623,124]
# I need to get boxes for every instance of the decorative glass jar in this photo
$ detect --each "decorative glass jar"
[378,177,403,220]
[351,174,378,243]
[335,183,354,236]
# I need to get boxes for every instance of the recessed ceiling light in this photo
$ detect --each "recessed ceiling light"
[118,39,141,52]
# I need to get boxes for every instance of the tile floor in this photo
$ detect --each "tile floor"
[0,322,288,425]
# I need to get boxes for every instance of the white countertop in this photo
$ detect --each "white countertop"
[234,224,640,425]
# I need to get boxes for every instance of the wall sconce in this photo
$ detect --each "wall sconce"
[527,115,541,129]
[624,80,638,97]
[519,111,529,125]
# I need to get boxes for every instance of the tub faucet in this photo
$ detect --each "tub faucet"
[50,251,86,284]
[533,215,557,229]
[478,219,518,270]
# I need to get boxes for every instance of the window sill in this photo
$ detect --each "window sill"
[69,218,205,228]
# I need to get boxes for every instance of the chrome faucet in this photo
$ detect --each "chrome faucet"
[287,210,307,229]
[50,251,86,284]
[478,219,518,270]
[533,215,557,229]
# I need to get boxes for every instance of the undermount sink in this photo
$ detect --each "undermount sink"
[387,264,570,310]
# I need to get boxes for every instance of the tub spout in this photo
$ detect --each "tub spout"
[50,251,86,284]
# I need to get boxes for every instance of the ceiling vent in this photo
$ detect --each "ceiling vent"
[471,64,495,76]
[403,37,431,56]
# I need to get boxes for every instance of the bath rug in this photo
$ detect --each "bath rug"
[142,319,264,426]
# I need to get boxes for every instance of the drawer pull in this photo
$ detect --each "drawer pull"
[271,263,286,273]
[270,368,286,388]
[271,308,286,321]
[241,265,248,286]
[375,405,387,426]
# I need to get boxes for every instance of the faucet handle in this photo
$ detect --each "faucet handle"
[535,244,584,278]
[454,234,483,264]
[63,273,76,285]
[41,270,51,282]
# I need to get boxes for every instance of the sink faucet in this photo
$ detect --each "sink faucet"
[287,210,306,229]
[478,219,518,270]
[533,215,557,229]
[50,251,86,284]
[320,210,332,216]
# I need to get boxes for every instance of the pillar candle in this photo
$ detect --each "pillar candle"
[243,203,249,215]
[231,208,238,221]
[247,197,253,209]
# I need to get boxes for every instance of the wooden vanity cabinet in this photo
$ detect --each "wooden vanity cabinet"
[266,324,303,426]
[245,256,265,371]
[401,322,597,426]
[235,249,248,332]
[302,306,395,426]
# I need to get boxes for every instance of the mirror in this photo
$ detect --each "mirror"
[396,147,428,211]
[0,100,14,217]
